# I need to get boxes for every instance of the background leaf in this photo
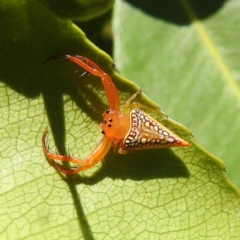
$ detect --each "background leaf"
[113,0,240,188]
[0,0,240,239]
[41,0,113,21]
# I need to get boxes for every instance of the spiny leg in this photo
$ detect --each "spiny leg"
[123,88,167,120]
[43,54,120,110]
[63,55,120,111]
[42,127,112,174]
[53,159,105,175]
[129,102,167,120]
[123,88,142,114]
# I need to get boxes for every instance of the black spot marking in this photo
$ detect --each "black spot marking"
[101,130,105,135]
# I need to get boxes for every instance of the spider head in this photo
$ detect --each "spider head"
[100,109,130,140]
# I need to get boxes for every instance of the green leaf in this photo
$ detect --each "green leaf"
[41,0,113,21]
[113,0,240,188]
[0,0,240,239]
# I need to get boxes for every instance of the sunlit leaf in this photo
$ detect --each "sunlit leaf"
[0,0,240,239]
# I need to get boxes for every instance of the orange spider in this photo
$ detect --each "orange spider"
[42,55,189,174]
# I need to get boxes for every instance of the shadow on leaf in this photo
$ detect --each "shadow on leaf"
[124,0,226,25]
[68,148,189,185]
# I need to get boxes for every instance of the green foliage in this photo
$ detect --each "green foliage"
[114,0,240,188]
[0,0,240,239]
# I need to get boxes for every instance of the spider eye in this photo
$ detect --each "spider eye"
[105,109,110,114]
[108,124,112,127]
[109,118,113,122]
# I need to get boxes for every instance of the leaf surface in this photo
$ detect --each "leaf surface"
[113,0,240,188]
[0,0,240,239]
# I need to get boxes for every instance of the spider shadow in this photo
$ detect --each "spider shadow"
[68,148,190,185]
[42,59,110,155]
[0,3,120,240]
[124,0,226,25]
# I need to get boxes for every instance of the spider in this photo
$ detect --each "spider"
[42,55,189,174]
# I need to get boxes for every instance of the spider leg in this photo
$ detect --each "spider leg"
[53,160,104,175]
[123,88,167,119]
[42,127,112,174]
[43,54,120,110]
[123,88,143,114]
[63,55,120,111]
[42,54,68,65]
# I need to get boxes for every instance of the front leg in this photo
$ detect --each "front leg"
[64,55,120,111]
[42,127,112,174]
